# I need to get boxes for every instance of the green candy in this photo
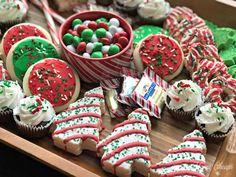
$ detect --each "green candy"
[93,42,103,52]
[108,45,120,56]
[228,65,236,79]
[91,51,103,58]
[81,29,93,41]
[96,28,106,38]
[63,33,74,45]
[96,18,108,24]
[214,28,236,51]
[72,19,82,28]
[220,47,236,67]
[73,36,81,46]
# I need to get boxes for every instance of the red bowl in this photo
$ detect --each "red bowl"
[59,10,133,83]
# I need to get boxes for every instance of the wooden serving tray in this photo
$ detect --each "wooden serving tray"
[1,1,236,177]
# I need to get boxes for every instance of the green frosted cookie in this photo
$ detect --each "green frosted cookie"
[133,25,168,48]
[204,20,218,33]
[228,65,236,79]
[220,47,236,67]
[214,27,236,51]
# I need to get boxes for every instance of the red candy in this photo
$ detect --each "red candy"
[88,21,97,31]
[97,22,108,30]
[68,29,78,36]
[115,43,123,50]
[77,25,88,36]
[103,53,109,58]
[99,37,110,45]
[77,42,86,54]
[113,33,120,43]
[118,31,128,38]
[118,36,129,48]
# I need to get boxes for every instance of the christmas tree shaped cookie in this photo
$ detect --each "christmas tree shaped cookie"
[97,108,151,177]
[150,130,207,177]
[52,87,104,156]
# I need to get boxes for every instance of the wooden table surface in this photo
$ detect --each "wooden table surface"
[0,1,235,177]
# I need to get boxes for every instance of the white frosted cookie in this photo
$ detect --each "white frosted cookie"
[6,36,59,83]
[150,130,207,177]
[0,23,52,61]
[97,108,151,177]
[23,58,80,112]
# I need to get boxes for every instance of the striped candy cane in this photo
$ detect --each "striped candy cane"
[40,0,60,46]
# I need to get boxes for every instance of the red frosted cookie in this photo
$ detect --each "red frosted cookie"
[184,43,223,74]
[204,76,236,113]
[170,16,206,41]
[133,34,184,81]
[163,6,195,33]
[23,58,80,112]
[0,61,11,80]
[0,23,51,61]
[180,28,215,54]
[192,60,230,88]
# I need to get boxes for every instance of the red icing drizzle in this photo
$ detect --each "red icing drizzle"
[112,119,148,131]
[54,112,101,124]
[133,109,148,115]
[184,137,205,142]
[66,104,100,112]
[159,170,205,177]
[139,34,183,78]
[84,93,104,98]
[168,148,203,154]
[3,24,47,56]
[151,159,206,168]
[97,129,149,153]
[28,59,76,107]
[53,123,98,136]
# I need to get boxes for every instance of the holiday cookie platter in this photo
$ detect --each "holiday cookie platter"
[0,1,236,177]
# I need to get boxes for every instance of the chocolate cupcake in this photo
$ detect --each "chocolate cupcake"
[137,0,171,25]
[0,80,24,123]
[96,0,113,6]
[13,95,56,138]
[165,80,203,121]
[195,103,235,143]
[114,0,142,15]
[0,0,28,33]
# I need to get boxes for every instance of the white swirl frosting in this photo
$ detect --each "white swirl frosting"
[115,0,143,8]
[13,95,55,126]
[166,80,203,112]
[138,0,171,20]
[0,0,28,22]
[0,80,24,110]
[195,103,235,134]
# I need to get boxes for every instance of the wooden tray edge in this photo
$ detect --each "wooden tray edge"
[0,128,99,177]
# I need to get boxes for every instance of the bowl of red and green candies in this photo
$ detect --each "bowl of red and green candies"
[59,11,133,83]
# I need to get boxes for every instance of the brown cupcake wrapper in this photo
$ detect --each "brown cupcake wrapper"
[167,106,195,121]
[0,14,27,33]
[0,108,14,124]
[114,1,138,15]
[138,15,166,26]
[13,115,55,139]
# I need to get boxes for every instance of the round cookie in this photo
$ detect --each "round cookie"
[6,37,59,83]
[23,58,80,112]
[133,34,184,81]
[228,65,236,79]
[219,47,236,67]
[0,23,52,61]
[133,25,168,48]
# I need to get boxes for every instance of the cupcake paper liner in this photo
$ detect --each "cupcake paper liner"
[13,115,55,139]
[138,15,166,26]
[0,108,14,124]
[167,106,195,121]
[114,1,138,15]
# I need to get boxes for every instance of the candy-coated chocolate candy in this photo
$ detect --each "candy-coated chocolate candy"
[96,17,108,24]
[83,52,91,58]
[118,36,129,48]
[106,31,113,39]
[86,42,94,53]
[83,20,91,25]
[99,37,110,45]
[68,29,78,36]
[72,19,82,28]
[77,41,86,54]
[91,51,103,58]
[118,31,128,38]
[73,36,81,46]
[108,44,120,56]
[91,34,98,43]
[67,44,76,53]
[117,27,124,32]
[109,25,117,35]
[102,45,110,53]
[77,25,88,36]
[88,21,98,31]
[73,24,80,31]
[109,18,120,27]
[63,33,74,45]
[93,42,103,52]
[97,22,108,30]
[113,33,120,43]
[96,28,107,38]
[103,53,109,57]
[81,29,93,41]
[115,43,123,50]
